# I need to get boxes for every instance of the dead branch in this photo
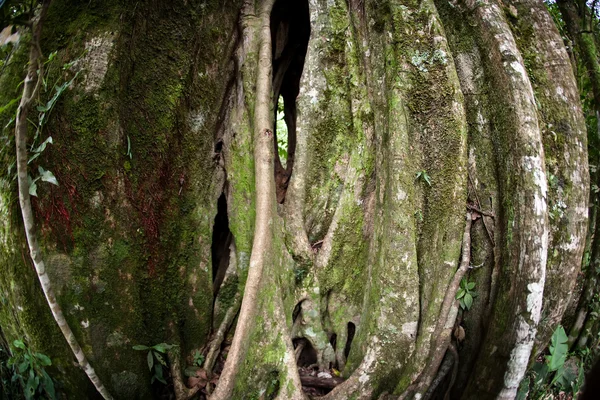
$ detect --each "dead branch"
[300,375,344,390]
[467,175,495,247]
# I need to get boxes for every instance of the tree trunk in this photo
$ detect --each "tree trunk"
[0,0,589,399]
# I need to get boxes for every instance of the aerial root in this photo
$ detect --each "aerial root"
[205,292,242,376]
[393,212,472,400]
[168,350,201,400]
[422,343,458,400]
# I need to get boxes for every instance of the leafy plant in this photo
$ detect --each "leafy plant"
[275,96,288,165]
[415,170,432,186]
[192,350,204,367]
[525,325,586,398]
[0,344,21,398]
[414,210,423,222]
[456,278,477,310]
[23,54,80,196]
[28,166,58,197]
[546,325,568,371]
[7,339,56,400]
[133,343,177,385]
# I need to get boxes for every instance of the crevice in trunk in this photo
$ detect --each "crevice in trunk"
[212,193,232,298]
[294,338,318,367]
[270,0,310,204]
[344,322,355,360]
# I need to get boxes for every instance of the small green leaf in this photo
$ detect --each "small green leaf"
[42,370,55,400]
[25,373,36,400]
[13,340,26,349]
[35,353,51,367]
[147,351,153,371]
[456,289,465,299]
[38,166,59,186]
[423,173,432,186]
[546,325,568,371]
[132,345,150,351]
[154,363,167,384]
[467,282,475,290]
[516,376,529,400]
[0,98,18,114]
[18,361,29,373]
[154,351,166,366]
[464,293,473,310]
[152,343,176,353]
[28,176,38,197]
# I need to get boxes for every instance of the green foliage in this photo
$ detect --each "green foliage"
[7,340,56,400]
[133,343,177,385]
[546,325,568,371]
[523,325,587,399]
[192,350,204,367]
[25,52,81,196]
[415,170,432,186]
[455,277,477,310]
[275,96,288,164]
[414,210,423,222]
[0,343,22,398]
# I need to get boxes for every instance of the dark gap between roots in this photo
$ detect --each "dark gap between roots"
[330,333,337,351]
[292,300,302,323]
[344,322,356,360]
[294,338,318,367]
[270,0,310,204]
[211,193,232,298]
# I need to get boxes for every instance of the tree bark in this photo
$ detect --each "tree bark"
[0,0,590,398]
[13,2,112,399]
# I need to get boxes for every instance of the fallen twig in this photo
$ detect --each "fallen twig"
[300,375,344,390]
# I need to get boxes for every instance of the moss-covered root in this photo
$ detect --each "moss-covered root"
[380,0,467,393]
[292,298,335,369]
[14,2,112,399]
[169,358,200,400]
[210,0,277,398]
[459,0,549,398]
[506,0,589,355]
[407,213,472,399]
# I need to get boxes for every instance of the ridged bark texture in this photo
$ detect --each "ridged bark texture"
[0,0,589,398]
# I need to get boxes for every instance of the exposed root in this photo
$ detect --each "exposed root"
[397,212,472,399]
[209,1,277,398]
[205,292,241,375]
[168,350,200,400]
[291,299,335,370]
[295,340,307,363]
[422,343,458,400]
[444,344,459,400]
